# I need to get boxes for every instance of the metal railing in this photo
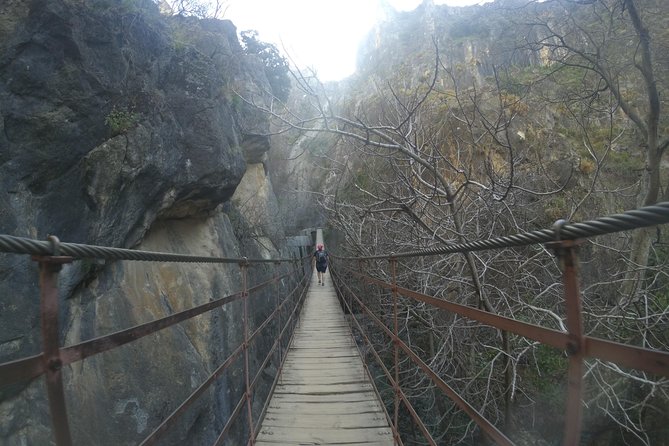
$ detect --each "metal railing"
[329,202,669,446]
[0,235,312,446]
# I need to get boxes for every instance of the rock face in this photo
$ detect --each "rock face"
[60,215,288,446]
[232,163,282,250]
[0,1,301,444]
[269,125,335,234]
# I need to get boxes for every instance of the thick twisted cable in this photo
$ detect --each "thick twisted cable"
[340,202,669,260]
[0,235,294,264]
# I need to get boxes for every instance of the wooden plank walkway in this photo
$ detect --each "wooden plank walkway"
[256,237,394,445]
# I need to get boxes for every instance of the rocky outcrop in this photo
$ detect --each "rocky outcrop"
[0,1,298,444]
[269,129,333,233]
[1,0,250,350]
[232,162,284,254]
[59,214,264,446]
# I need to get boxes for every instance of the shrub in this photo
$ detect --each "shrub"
[105,106,139,136]
[240,30,291,102]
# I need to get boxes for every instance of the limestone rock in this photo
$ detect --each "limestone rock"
[0,1,291,444]
[232,162,284,252]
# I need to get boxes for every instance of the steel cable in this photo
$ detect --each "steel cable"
[2,203,667,263]
[0,234,297,264]
[337,201,669,260]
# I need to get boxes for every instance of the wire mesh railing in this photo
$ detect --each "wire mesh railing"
[0,236,312,446]
[329,202,669,446]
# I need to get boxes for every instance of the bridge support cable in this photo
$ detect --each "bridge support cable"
[331,274,405,445]
[389,256,402,446]
[240,260,256,446]
[331,264,433,445]
[332,263,512,446]
[339,201,669,261]
[0,235,312,446]
[356,273,668,377]
[328,202,669,446]
[251,264,310,442]
[255,259,394,444]
[333,255,669,445]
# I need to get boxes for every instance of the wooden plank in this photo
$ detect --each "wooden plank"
[256,426,394,443]
[282,359,362,367]
[267,401,385,414]
[290,341,355,347]
[277,375,368,385]
[262,413,390,428]
[279,373,366,386]
[280,363,364,371]
[254,259,394,446]
[273,383,375,395]
[268,392,378,404]
[256,442,393,446]
[281,365,364,373]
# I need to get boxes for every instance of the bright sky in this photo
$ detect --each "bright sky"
[225,0,493,81]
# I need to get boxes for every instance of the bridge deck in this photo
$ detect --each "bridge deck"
[256,269,394,445]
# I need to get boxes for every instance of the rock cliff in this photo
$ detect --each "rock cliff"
[0,1,298,444]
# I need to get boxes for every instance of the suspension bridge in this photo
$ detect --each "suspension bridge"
[256,231,394,445]
[1,204,669,445]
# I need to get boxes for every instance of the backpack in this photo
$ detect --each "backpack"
[316,250,327,264]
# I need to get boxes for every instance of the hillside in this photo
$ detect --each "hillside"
[269,0,669,444]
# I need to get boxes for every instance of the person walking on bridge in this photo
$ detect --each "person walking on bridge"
[313,243,328,286]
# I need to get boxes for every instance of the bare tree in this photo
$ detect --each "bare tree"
[513,0,668,302]
[241,1,668,443]
[244,51,561,442]
[156,0,229,18]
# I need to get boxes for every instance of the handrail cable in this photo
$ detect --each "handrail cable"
[326,202,669,446]
[141,265,311,446]
[251,271,311,440]
[0,234,313,446]
[335,201,669,260]
[0,234,297,264]
[332,264,513,446]
[332,270,434,445]
[3,202,669,446]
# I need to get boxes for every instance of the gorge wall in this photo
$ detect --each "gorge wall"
[267,1,667,444]
[0,1,304,444]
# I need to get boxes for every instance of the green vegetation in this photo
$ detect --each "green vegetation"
[449,19,490,39]
[606,150,643,172]
[105,106,138,136]
[168,22,195,50]
[240,30,291,102]
[84,0,151,14]
[271,0,669,444]
[155,0,228,18]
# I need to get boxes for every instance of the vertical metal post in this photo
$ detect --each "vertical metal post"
[33,236,73,446]
[552,239,585,445]
[240,259,255,445]
[390,256,400,445]
[355,260,363,314]
[274,261,282,377]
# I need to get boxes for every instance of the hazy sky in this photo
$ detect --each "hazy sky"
[225,0,492,81]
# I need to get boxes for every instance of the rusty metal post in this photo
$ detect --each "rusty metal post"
[549,230,585,446]
[33,236,73,446]
[355,259,364,314]
[240,258,255,445]
[389,255,400,445]
[274,261,282,379]
[561,240,585,446]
